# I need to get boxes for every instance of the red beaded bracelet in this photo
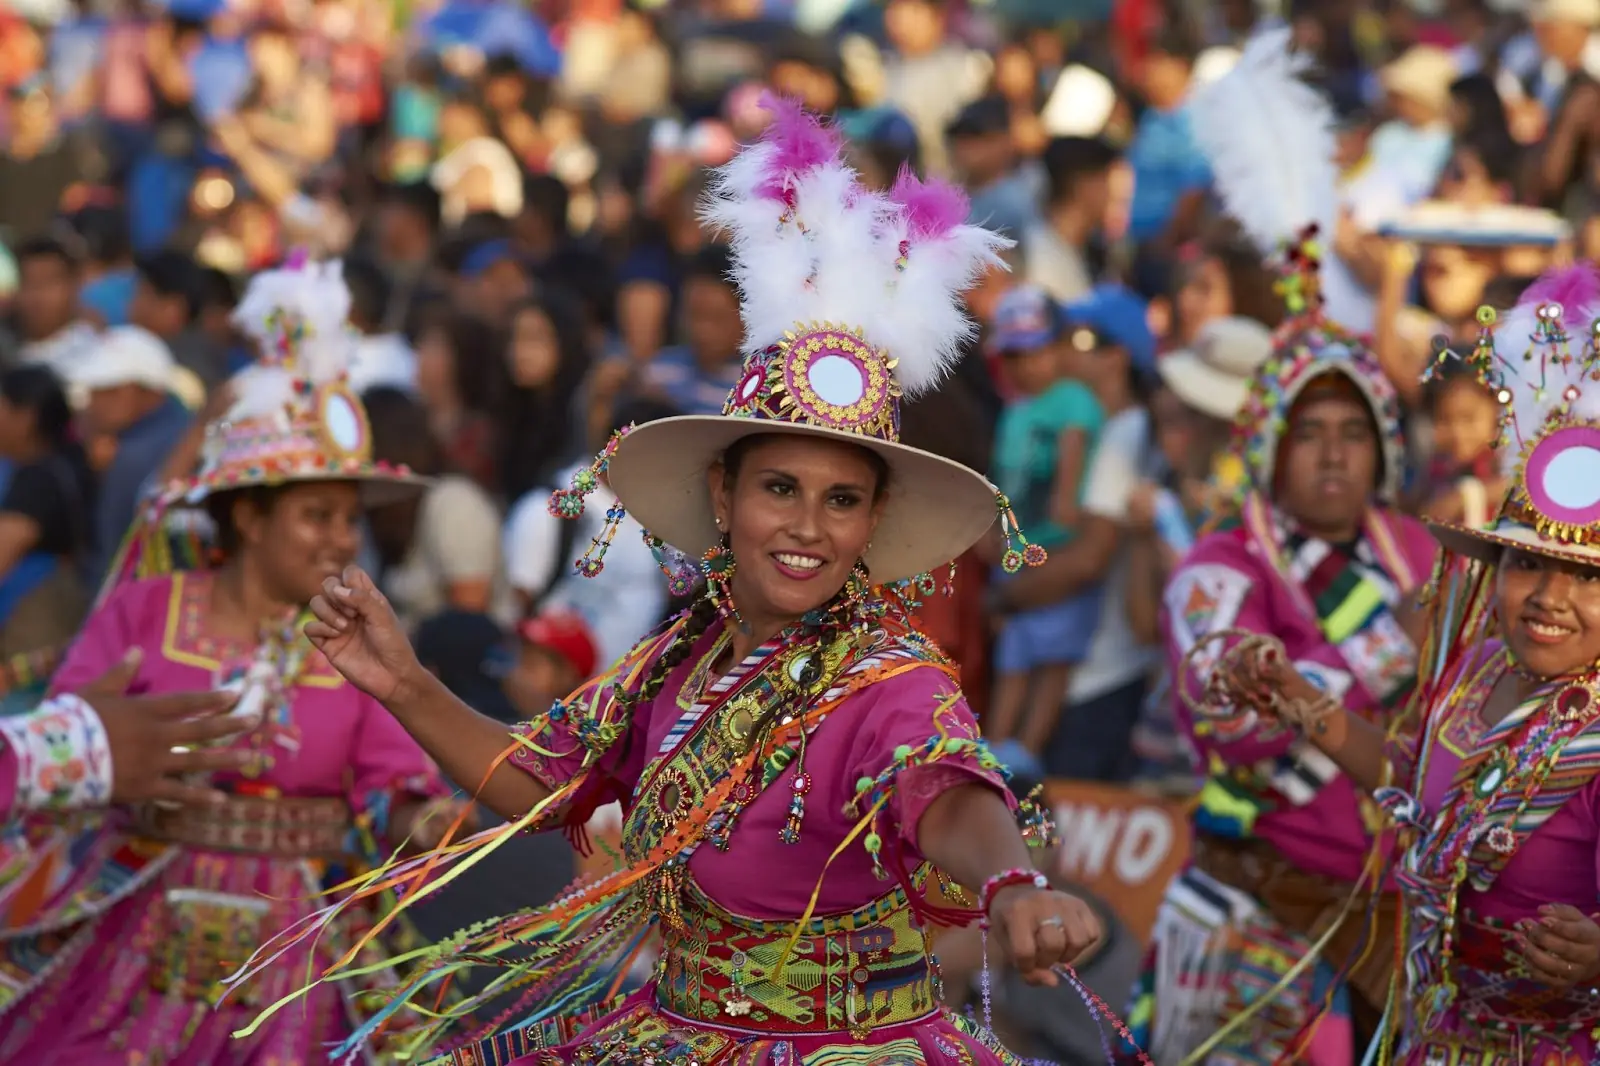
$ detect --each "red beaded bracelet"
[977,867,1050,924]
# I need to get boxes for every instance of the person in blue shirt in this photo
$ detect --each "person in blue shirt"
[1126,28,1212,246]
[986,284,1107,774]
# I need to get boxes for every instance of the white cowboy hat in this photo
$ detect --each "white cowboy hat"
[1157,316,1275,421]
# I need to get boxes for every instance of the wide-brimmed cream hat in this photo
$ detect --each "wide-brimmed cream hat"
[1427,265,1600,569]
[565,99,1017,588]
[1380,45,1458,115]
[1158,316,1274,421]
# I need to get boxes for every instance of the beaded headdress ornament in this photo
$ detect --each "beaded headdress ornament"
[1188,28,1406,506]
[1427,263,1600,565]
[550,98,1040,591]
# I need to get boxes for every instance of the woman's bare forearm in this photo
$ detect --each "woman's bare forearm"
[918,784,1037,893]
[1306,705,1395,793]
[387,671,552,820]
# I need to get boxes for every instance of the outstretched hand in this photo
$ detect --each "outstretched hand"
[78,648,260,806]
[1517,904,1600,989]
[305,566,423,705]
[988,885,1104,987]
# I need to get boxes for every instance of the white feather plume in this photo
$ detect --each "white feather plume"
[226,258,358,421]
[1187,27,1338,261]
[701,99,1008,399]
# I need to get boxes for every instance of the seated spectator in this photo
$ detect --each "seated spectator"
[503,611,599,719]
[413,310,502,491]
[0,365,94,655]
[635,243,745,416]
[1024,135,1121,304]
[66,326,194,588]
[344,257,418,395]
[130,251,222,387]
[947,95,1040,240]
[363,386,511,631]
[1416,364,1502,526]
[499,294,590,502]
[9,237,96,372]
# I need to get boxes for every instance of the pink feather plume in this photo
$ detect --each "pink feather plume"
[753,93,843,200]
[1520,262,1600,315]
[889,166,971,242]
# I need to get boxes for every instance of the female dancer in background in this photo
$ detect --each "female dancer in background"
[1128,33,1436,1063]
[0,259,465,1063]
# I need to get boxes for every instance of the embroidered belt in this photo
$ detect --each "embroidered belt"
[136,795,352,857]
[653,880,940,1036]
[1447,908,1600,1029]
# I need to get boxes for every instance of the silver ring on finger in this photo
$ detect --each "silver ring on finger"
[170,745,193,756]
[1037,916,1065,930]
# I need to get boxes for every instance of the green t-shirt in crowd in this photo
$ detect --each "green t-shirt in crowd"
[991,379,1104,549]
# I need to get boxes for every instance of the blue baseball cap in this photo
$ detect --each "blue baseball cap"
[461,239,518,279]
[989,284,1063,355]
[1061,285,1156,374]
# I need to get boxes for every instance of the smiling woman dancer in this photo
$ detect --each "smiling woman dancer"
[1196,265,1600,1064]
[235,100,1136,1066]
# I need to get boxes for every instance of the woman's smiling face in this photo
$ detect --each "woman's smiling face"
[708,434,886,629]
[1497,546,1600,679]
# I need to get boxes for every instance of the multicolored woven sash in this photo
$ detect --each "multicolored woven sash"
[655,879,938,1036]
[1240,495,1420,704]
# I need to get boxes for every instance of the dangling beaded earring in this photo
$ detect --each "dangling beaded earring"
[995,493,1049,573]
[702,529,738,618]
[548,428,632,577]
[644,532,699,597]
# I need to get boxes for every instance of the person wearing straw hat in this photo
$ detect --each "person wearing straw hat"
[1124,33,1439,1064]
[1195,265,1600,1063]
[237,100,1133,1065]
[0,258,469,1065]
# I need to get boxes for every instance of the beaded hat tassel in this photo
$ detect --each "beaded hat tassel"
[547,427,632,578]
[994,493,1048,574]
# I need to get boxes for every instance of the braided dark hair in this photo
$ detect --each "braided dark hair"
[618,592,722,711]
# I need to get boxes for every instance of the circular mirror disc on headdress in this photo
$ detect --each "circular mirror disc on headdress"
[316,383,372,461]
[779,326,894,437]
[809,354,868,407]
[1523,423,1600,527]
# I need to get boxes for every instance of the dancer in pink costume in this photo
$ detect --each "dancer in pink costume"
[231,100,1145,1066]
[0,259,464,1064]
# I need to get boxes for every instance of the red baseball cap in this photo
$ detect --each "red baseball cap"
[517,612,599,680]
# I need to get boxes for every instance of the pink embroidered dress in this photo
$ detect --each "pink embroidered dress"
[1382,638,1600,1066]
[247,610,1037,1066]
[481,615,1022,1064]
[1371,266,1600,1066]
[0,573,447,1064]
